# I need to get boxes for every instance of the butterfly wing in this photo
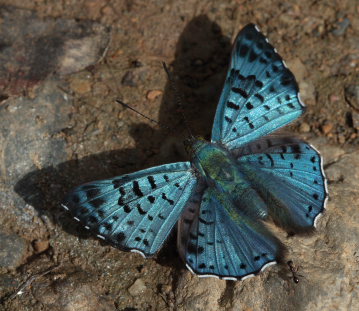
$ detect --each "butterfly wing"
[211,24,305,149]
[62,162,197,257]
[178,186,284,280]
[233,136,328,233]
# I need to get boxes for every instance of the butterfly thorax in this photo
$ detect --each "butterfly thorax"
[190,138,269,219]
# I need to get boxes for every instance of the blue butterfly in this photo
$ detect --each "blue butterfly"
[62,24,328,281]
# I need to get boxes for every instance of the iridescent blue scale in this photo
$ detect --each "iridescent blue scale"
[62,24,328,280]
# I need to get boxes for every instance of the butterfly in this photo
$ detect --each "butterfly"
[62,24,328,281]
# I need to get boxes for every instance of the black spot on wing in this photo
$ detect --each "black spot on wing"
[147,196,155,203]
[254,93,264,103]
[255,80,263,88]
[287,103,295,109]
[117,232,126,242]
[112,179,121,189]
[88,215,98,223]
[269,85,276,93]
[72,194,80,204]
[137,203,147,215]
[232,87,249,98]
[239,44,249,57]
[118,196,124,206]
[147,176,157,189]
[265,153,274,167]
[249,50,259,62]
[227,101,240,110]
[272,64,279,72]
[119,187,126,196]
[225,116,233,123]
[246,102,253,110]
[90,198,105,209]
[133,181,144,197]
[161,193,174,205]
[259,57,268,64]
[199,217,214,225]
[124,205,132,213]
[86,189,100,199]
[103,223,112,231]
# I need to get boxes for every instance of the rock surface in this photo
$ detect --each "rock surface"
[0,232,28,269]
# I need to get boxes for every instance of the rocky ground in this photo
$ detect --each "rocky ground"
[0,1,358,310]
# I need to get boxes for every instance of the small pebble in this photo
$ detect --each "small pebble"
[146,90,163,101]
[128,278,146,296]
[332,17,350,36]
[338,135,346,144]
[33,239,49,253]
[321,123,333,135]
[350,133,357,140]
[0,232,28,268]
[344,85,359,110]
[121,71,136,87]
[69,78,92,94]
[299,122,310,133]
[352,112,359,129]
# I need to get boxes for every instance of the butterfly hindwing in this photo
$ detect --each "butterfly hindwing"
[212,24,305,149]
[234,136,328,233]
[178,186,284,280]
[62,162,197,257]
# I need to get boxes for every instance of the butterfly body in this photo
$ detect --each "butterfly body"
[190,137,269,219]
[62,24,328,280]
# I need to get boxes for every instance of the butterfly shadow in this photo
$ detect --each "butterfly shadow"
[14,15,232,277]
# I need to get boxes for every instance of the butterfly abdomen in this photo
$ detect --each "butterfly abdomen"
[191,140,268,218]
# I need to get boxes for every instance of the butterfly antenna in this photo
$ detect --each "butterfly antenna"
[116,99,174,133]
[162,62,194,139]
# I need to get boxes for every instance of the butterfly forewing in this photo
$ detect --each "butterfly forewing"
[211,24,305,150]
[62,162,197,256]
